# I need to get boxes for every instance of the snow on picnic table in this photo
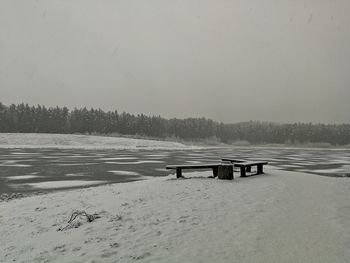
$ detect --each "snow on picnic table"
[1,170,350,263]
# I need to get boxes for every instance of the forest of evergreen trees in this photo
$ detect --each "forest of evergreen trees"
[0,102,350,146]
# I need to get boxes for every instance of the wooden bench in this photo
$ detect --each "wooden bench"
[166,163,233,179]
[233,161,268,177]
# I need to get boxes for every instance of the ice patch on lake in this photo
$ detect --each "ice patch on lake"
[0,160,17,164]
[0,163,32,167]
[99,157,138,161]
[55,163,98,166]
[66,155,92,158]
[326,160,350,164]
[185,160,202,164]
[292,161,315,165]
[281,162,313,166]
[145,154,169,158]
[108,170,141,176]
[278,164,303,168]
[25,180,107,189]
[7,175,40,180]
[268,158,286,162]
[284,157,305,161]
[104,160,165,164]
[10,152,39,155]
[65,173,88,177]
[246,157,268,161]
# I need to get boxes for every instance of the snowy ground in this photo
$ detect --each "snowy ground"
[1,169,350,263]
[0,133,192,150]
[1,133,350,262]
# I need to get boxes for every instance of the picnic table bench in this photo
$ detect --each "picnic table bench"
[221,158,246,163]
[166,163,234,179]
[222,158,268,177]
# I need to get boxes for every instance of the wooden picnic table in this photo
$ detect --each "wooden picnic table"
[222,158,268,177]
[166,163,233,179]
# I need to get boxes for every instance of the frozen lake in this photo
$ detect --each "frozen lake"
[1,147,350,194]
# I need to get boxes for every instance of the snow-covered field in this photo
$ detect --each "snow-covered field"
[1,169,349,263]
[0,133,191,150]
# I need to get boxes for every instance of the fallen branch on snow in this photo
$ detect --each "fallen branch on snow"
[57,210,100,231]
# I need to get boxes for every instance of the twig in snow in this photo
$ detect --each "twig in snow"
[57,210,100,231]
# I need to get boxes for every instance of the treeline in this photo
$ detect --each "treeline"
[0,102,350,146]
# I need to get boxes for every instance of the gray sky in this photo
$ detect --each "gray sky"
[1,0,349,124]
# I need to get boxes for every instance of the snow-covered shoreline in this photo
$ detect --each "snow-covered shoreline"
[0,133,195,150]
[1,133,349,151]
[1,169,349,263]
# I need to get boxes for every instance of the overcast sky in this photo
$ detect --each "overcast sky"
[1,0,349,124]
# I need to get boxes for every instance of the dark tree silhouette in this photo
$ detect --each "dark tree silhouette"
[0,102,349,146]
